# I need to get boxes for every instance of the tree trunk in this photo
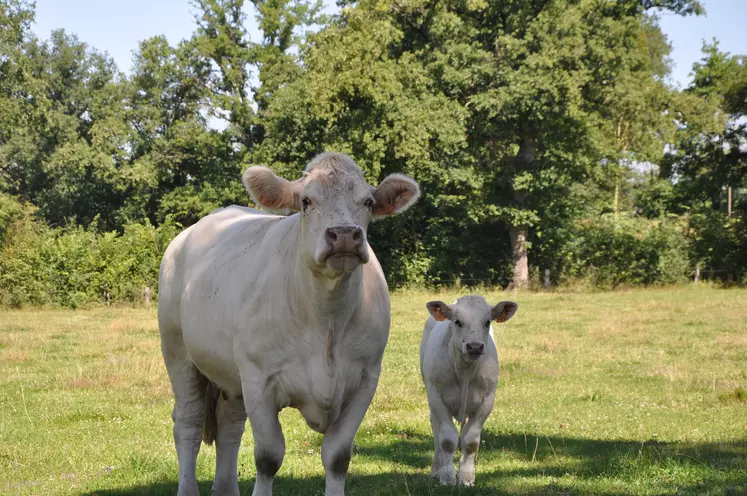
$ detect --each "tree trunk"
[506,130,537,290]
[509,225,529,289]
[613,171,620,218]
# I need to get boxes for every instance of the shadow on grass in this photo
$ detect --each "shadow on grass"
[83,430,747,496]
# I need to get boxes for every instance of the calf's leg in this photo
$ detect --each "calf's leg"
[428,412,444,478]
[426,390,458,485]
[458,394,495,487]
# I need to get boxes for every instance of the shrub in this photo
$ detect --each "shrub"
[0,202,179,308]
[554,214,692,289]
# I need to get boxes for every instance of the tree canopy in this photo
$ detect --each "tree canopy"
[1,0,745,306]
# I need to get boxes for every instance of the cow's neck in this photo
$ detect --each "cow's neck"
[292,244,364,329]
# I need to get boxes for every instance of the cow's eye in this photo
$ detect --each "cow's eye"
[301,197,311,211]
[364,198,374,210]
[454,320,463,327]
[485,320,491,328]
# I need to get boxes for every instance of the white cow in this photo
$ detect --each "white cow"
[419,295,518,486]
[158,152,420,496]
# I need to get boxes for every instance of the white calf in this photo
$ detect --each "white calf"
[419,295,518,486]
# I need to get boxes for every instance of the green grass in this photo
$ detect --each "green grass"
[1,286,746,495]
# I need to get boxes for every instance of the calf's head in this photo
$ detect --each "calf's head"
[426,296,518,361]
[242,152,420,276]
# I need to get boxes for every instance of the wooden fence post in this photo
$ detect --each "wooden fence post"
[544,269,550,292]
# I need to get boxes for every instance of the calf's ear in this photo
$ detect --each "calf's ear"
[242,166,302,214]
[372,174,421,220]
[491,301,518,323]
[426,301,452,322]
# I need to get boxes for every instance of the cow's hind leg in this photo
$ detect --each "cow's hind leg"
[161,330,208,496]
[211,390,247,496]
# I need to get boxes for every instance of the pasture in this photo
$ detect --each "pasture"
[1,287,745,495]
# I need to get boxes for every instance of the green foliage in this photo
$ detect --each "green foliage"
[664,43,747,211]
[0,205,177,308]
[1,0,745,302]
[0,191,24,244]
[558,215,692,288]
[687,208,747,283]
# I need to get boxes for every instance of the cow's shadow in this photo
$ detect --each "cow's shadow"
[82,429,747,495]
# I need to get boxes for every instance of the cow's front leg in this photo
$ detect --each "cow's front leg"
[426,390,458,485]
[458,393,495,487]
[242,381,285,496]
[321,369,380,496]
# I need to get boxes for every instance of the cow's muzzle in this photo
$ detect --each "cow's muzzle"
[323,226,368,272]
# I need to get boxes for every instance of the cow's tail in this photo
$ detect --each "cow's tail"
[202,379,221,445]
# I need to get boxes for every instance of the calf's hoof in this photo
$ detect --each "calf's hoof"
[430,462,441,479]
[459,466,475,487]
[438,467,457,486]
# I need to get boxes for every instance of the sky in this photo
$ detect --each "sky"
[31,0,746,89]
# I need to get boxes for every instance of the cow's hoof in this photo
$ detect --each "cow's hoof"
[211,484,240,496]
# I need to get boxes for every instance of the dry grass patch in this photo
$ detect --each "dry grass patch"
[0,349,30,362]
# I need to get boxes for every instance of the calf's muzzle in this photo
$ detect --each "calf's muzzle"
[466,342,484,357]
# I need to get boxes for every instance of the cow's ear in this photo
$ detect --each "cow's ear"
[426,301,452,322]
[242,166,302,214]
[372,174,421,220]
[491,301,518,323]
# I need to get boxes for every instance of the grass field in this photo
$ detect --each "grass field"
[1,286,746,495]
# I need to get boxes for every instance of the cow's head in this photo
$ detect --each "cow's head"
[426,296,518,361]
[242,152,420,277]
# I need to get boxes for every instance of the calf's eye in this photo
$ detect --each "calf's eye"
[364,198,374,210]
[301,197,311,211]
[454,320,463,327]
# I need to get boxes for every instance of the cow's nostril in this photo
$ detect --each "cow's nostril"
[352,229,362,241]
[326,230,338,242]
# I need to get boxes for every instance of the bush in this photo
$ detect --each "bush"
[0,201,179,308]
[688,208,747,283]
[554,214,692,289]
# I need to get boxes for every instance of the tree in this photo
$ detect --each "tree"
[257,0,701,288]
[192,0,255,148]
[663,42,747,280]
[665,42,746,209]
